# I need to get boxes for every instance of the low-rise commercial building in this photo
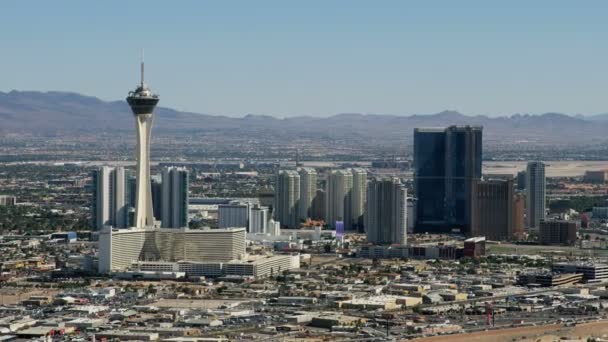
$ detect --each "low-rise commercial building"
[225,254,299,279]
[463,237,486,257]
[552,262,608,283]
[539,220,577,245]
[310,314,365,329]
[517,272,583,287]
[94,330,160,341]
[584,170,608,184]
[0,195,16,206]
[0,316,37,332]
[592,207,608,219]
[358,244,470,260]
[338,296,420,310]
[131,254,299,279]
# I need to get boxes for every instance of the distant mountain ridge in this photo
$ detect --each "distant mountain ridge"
[0,90,607,145]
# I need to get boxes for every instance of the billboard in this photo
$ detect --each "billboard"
[335,221,344,238]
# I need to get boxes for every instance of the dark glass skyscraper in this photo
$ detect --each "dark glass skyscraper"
[414,126,482,234]
[413,129,446,228]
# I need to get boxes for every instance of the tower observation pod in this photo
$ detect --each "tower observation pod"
[126,61,159,228]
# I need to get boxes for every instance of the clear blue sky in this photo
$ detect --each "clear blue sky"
[1,1,607,117]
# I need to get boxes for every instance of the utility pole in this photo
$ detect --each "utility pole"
[385,316,392,337]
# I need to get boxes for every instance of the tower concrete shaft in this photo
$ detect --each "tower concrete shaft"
[134,113,155,227]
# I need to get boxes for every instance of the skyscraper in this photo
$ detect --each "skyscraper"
[526,161,546,230]
[258,186,275,215]
[151,177,162,221]
[126,60,159,228]
[516,170,526,190]
[249,204,269,234]
[267,219,281,236]
[91,166,128,229]
[351,168,367,231]
[414,126,482,234]
[311,189,326,221]
[91,167,111,230]
[471,177,514,240]
[126,175,137,214]
[413,128,446,230]
[326,169,353,230]
[113,167,127,228]
[298,167,317,221]
[365,177,408,245]
[275,170,300,228]
[512,193,525,239]
[161,167,189,228]
[444,126,482,233]
[218,201,249,229]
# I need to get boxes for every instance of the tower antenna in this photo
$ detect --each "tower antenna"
[140,49,145,87]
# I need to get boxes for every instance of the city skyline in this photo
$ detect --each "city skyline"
[3,1,608,117]
[3,2,608,340]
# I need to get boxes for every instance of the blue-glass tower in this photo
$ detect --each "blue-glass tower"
[414,126,482,234]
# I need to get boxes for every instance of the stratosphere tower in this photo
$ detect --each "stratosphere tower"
[126,60,159,228]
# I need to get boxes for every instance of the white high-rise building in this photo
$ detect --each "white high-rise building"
[92,167,111,229]
[267,219,281,236]
[126,60,159,228]
[326,169,353,229]
[351,168,367,230]
[407,198,416,233]
[249,205,269,233]
[161,167,189,228]
[298,167,317,221]
[91,166,128,229]
[365,177,407,245]
[526,161,546,230]
[275,170,300,228]
[114,167,127,228]
[218,201,250,229]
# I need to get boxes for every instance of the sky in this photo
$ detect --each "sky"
[1,1,608,117]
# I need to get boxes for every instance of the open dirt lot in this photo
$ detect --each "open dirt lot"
[484,161,608,177]
[411,321,608,342]
[0,287,59,305]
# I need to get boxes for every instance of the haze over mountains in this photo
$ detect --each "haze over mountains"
[2,90,608,146]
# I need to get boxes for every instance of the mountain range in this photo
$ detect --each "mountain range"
[1,90,608,146]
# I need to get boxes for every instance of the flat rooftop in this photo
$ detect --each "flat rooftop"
[152,299,251,309]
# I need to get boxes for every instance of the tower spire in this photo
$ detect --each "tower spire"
[296,149,301,167]
[140,49,145,87]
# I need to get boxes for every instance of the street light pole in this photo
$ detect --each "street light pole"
[386,317,390,337]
